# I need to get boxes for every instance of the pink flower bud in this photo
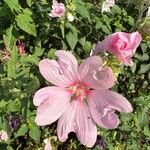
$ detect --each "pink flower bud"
[67,13,74,22]
[93,32,142,66]
[44,139,52,150]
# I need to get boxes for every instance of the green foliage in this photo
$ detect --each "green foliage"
[15,9,37,36]
[15,124,28,138]
[4,0,22,13]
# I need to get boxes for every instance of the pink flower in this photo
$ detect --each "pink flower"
[49,0,65,18]
[0,130,8,142]
[93,32,142,66]
[44,139,52,150]
[33,50,133,147]
[102,0,115,13]
[16,40,26,56]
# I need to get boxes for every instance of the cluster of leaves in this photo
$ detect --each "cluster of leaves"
[0,0,149,149]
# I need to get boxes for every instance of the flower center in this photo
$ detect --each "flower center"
[55,7,64,14]
[68,82,89,101]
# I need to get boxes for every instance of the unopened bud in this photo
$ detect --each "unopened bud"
[67,13,74,22]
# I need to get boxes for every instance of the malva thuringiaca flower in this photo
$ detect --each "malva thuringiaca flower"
[101,0,115,13]
[33,50,133,147]
[92,32,142,66]
[49,0,65,18]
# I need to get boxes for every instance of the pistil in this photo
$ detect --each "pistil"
[68,81,89,101]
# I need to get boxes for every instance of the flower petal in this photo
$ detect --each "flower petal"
[57,101,77,142]
[92,36,112,55]
[78,56,103,79]
[55,50,78,79]
[39,51,78,87]
[44,139,52,150]
[34,86,71,126]
[75,102,97,147]
[57,101,97,147]
[79,56,115,89]
[129,32,142,53]
[93,32,141,66]
[88,90,133,129]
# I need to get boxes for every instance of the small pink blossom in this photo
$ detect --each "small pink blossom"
[49,0,65,18]
[16,40,26,56]
[33,50,133,147]
[0,130,8,142]
[93,32,142,66]
[44,139,52,150]
[102,0,115,13]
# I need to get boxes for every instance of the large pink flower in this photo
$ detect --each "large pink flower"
[49,0,65,18]
[33,50,133,147]
[93,32,142,66]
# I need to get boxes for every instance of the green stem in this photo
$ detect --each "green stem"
[130,4,150,32]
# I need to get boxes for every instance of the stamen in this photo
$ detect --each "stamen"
[68,81,89,101]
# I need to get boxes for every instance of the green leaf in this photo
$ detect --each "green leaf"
[140,43,147,53]
[26,0,33,7]
[3,26,17,51]
[7,46,19,78]
[0,117,3,129]
[0,4,11,17]
[127,16,135,26]
[0,100,9,111]
[7,60,15,78]
[65,22,79,34]
[33,47,44,57]
[66,32,78,50]
[95,20,103,29]
[76,4,91,23]
[141,53,149,61]
[60,24,65,38]
[15,124,28,138]
[20,55,39,65]
[111,5,122,14]
[102,25,111,34]
[79,37,86,46]
[26,75,40,93]
[131,63,137,73]
[83,41,92,53]
[4,0,22,13]
[29,126,41,142]
[7,99,21,112]
[10,46,19,63]
[138,64,150,74]
[15,9,37,36]
[47,49,56,59]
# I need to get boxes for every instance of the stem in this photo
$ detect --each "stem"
[130,4,150,32]
[147,6,150,16]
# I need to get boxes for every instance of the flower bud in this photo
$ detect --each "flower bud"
[138,17,150,40]
[0,130,8,142]
[67,13,74,22]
